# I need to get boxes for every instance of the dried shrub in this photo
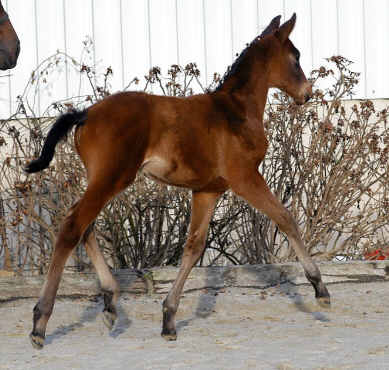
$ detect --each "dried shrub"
[1,44,388,273]
[237,56,389,263]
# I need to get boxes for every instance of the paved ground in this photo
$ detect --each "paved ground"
[2,279,389,369]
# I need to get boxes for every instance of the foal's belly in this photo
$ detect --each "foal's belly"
[140,156,208,189]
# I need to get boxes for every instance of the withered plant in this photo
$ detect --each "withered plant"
[1,46,388,273]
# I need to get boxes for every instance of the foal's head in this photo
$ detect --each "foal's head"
[0,1,19,70]
[263,14,312,105]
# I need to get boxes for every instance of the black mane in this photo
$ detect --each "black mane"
[214,36,259,92]
[213,15,281,93]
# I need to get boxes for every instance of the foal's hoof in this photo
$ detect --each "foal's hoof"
[102,310,117,330]
[317,296,331,309]
[161,329,177,341]
[29,332,44,350]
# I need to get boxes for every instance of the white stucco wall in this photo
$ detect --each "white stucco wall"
[0,0,388,118]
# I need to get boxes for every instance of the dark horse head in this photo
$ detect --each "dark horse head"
[261,14,312,105]
[0,1,19,70]
[215,14,312,106]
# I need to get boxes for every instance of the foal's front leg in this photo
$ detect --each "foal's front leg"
[230,170,330,307]
[161,191,221,340]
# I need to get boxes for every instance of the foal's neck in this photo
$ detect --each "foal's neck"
[239,71,269,120]
[216,53,270,122]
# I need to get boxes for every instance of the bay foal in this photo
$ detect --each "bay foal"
[0,1,19,70]
[26,14,330,349]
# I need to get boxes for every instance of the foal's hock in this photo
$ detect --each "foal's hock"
[26,13,330,350]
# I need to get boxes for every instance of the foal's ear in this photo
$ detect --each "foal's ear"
[275,13,296,43]
[259,15,281,38]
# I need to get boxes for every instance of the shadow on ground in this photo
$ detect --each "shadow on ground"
[176,263,329,333]
[43,263,329,343]
[45,296,131,345]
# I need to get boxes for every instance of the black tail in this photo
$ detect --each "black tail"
[25,109,87,173]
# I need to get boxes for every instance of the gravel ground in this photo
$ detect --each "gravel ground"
[1,280,389,369]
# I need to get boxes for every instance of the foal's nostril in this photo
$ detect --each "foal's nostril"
[304,93,311,103]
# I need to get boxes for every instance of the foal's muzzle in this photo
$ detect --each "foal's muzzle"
[0,39,20,70]
[296,82,313,105]
[304,92,311,103]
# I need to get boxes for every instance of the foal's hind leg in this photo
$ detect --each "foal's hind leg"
[83,225,120,329]
[30,181,125,349]
[162,191,221,340]
[230,171,330,307]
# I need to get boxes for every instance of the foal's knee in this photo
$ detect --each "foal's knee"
[276,209,300,239]
[183,231,207,259]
